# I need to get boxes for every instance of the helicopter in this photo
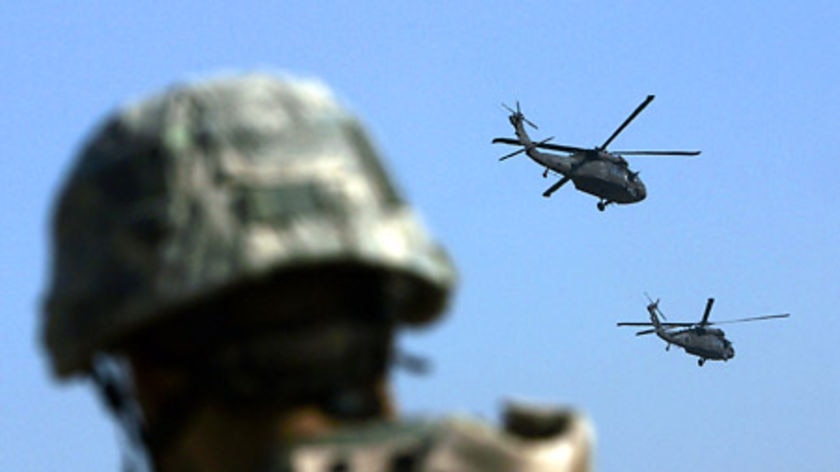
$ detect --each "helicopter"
[617,297,790,366]
[492,95,701,211]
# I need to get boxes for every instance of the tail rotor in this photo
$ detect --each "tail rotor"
[644,292,665,320]
[502,102,539,130]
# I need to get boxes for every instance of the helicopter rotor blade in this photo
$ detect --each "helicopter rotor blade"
[502,101,539,130]
[700,298,715,325]
[493,136,589,154]
[706,313,790,326]
[635,328,657,336]
[534,142,589,154]
[542,175,571,197]
[613,150,701,156]
[652,301,667,321]
[643,293,665,318]
[600,95,655,150]
[519,102,539,130]
[617,321,694,327]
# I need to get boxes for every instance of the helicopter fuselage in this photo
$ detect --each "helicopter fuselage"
[657,327,735,362]
[527,148,647,204]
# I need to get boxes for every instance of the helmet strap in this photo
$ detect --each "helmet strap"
[90,356,153,472]
[92,355,214,471]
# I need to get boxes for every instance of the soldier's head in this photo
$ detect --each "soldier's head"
[42,73,455,459]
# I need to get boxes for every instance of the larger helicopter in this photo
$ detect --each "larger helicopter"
[492,95,700,211]
[617,297,790,366]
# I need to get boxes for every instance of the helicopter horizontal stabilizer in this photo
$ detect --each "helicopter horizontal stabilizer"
[492,137,523,146]
[496,136,555,161]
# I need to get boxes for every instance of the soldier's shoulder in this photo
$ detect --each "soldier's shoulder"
[280,401,591,471]
[426,401,592,471]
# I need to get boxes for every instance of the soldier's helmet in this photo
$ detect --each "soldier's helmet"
[43,73,455,378]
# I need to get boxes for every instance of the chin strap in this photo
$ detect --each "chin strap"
[90,356,153,472]
[92,354,235,471]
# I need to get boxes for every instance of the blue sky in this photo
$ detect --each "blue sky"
[3,2,838,470]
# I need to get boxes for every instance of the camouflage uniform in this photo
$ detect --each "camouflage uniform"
[42,73,592,471]
[273,402,592,471]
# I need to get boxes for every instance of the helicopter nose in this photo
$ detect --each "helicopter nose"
[635,181,646,201]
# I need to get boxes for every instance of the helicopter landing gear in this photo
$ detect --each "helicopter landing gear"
[597,200,612,211]
[698,358,706,367]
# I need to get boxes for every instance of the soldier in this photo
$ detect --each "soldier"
[42,73,592,471]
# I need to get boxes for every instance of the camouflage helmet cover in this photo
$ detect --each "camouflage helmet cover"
[43,73,455,378]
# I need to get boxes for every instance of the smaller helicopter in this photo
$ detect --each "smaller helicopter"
[492,95,700,211]
[617,297,790,366]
